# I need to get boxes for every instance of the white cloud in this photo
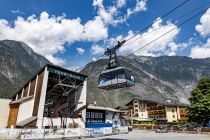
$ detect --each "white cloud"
[0,11,109,65]
[117,0,126,8]
[166,42,188,56]
[76,47,85,55]
[92,57,96,61]
[91,44,105,55]
[83,16,108,41]
[190,38,210,58]
[111,18,180,56]
[93,0,147,26]
[93,0,117,25]
[195,8,210,37]
[127,0,147,18]
[11,9,24,15]
[190,47,210,59]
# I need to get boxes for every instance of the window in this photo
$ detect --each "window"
[91,112,95,118]
[99,113,103,118]
[172,109,175,113]
[134,100,138,103]
[95,113,98,118]
[142,104,145,109]
[135,109,138,112]
[118,74,125,79]
[86,112,90,118]
[134,105,138,108]
[173,115,175,118]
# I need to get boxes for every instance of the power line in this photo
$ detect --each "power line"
[125,0,190,43]
[76,54,105,71]
[75,0,190,72]
[126,8,208,57]
[86,28,210,80]
[123,2,210,46]
[177,28,210,44]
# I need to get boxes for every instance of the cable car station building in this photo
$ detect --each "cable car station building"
[6,64,87,129]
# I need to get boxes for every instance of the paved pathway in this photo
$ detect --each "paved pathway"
[84,130,210,140]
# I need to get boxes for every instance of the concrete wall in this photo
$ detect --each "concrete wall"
[74,80,87,128]
[0,99,11,128]
[36,68,49,129]
[165,106,178,122]
[16,98,34,123]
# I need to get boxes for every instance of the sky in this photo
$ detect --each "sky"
[0,0,209,70]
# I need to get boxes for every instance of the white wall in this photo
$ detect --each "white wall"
[105,111,113,123]
[138,101,148,118]
[42,117,84,128]
[112,113,121,126]
[165,106,178,122]
[74,80,87,128]
[0,99,11,128]
[36,68,49,129]
[105,111,121,126]
[16,98,34,123]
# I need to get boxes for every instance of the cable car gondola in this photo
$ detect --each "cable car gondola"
[98,40,135,90]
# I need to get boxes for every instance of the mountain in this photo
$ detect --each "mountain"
[81,55,210,108]
[1,40,210,108]
[0,40,51,98]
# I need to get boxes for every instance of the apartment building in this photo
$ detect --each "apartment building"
[125,98,189,123]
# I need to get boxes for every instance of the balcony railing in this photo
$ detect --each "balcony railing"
[148,111,166,115]
[147,107,165,110]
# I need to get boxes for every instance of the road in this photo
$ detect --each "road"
[84,130,210,140]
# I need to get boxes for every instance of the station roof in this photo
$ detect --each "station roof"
[11,64,88,99]
[87,104,122,113]
[125,97,189,107]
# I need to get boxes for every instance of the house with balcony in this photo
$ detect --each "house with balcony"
[125,98,189,123]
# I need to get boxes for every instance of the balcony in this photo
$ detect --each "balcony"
[147,106,165,110]
[148,111,166,115]
[179,112,187,115]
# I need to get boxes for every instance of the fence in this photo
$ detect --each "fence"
[0,126,128,139]
[134,125,210,134]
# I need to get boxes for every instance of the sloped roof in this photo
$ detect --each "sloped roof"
[87,104,122,113]
[11,64,88,99]
[125,97,189,107]
[16,116,37,126]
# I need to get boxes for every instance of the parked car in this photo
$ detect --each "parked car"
[154,125,169,133]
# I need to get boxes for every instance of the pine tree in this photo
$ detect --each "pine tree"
[189,78,210,124]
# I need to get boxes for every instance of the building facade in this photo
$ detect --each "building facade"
[0,99,11,128]
[125,99,189,123]
[4,64,87,129]
[85,104,122,128]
